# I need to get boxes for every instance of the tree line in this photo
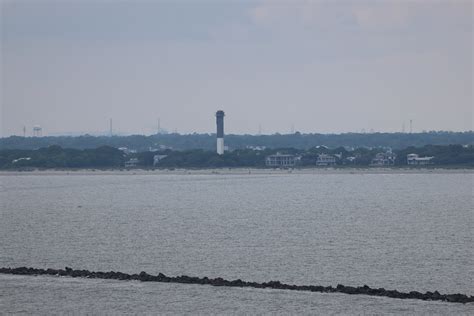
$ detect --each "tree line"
[1,131,473,151]
[0,144,472,169]
[0,145,125,169]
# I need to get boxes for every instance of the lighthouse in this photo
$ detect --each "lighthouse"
[216,110,225,155]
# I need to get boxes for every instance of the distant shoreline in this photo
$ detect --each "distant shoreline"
[0,167,472,176]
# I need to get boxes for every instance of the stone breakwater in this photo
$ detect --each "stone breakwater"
[1,267,473,304]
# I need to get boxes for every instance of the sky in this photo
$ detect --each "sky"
[1,0,472,137]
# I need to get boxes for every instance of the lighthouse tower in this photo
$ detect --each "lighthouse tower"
[216,110,225,155]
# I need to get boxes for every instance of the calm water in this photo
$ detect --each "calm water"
[1,172,473,314]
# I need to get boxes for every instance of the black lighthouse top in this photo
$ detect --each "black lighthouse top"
[216,110,225,138]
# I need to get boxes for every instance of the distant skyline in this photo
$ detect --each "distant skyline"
[1,0,473,137]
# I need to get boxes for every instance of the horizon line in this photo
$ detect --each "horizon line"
[2,130,474,139]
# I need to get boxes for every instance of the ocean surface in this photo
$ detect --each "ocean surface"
[1,171,473,315]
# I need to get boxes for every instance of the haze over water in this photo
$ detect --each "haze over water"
[1,171,473,314]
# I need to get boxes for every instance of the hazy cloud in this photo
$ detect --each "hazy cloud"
[250,0,472,30]
[1,0,472,137]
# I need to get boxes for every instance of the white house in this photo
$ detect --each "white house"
[407,154,434,165]
[153,155,168,166]
[371,152,396,166]
[265,153,298,167]
[124,158,139,168]
[316,154,336,166]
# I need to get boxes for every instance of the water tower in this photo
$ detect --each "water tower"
[33,125,42,137]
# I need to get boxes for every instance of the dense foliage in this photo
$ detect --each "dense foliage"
[151,149,269,168]
[1,131,472,151]
[0,146,125,169]
[1,144,472,169]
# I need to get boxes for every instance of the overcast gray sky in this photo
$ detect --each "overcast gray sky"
[1,0,472,137]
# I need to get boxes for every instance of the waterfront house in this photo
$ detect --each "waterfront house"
[124,158,139,168]
[371,152,396,166]
[265,153,297,167]
[407,153,434,165]
[153,155,168,166]
[12,157,31,164]
[316,154,336,166]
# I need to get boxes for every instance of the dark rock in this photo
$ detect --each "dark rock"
[230,279,245,287]
[138,271,152,281]
[409,291,423,299]
[210,277,226,286]
[0,266,471,304]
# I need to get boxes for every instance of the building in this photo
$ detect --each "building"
[316,154,336,166]
[315,145,329,150]
[124,158,139,168]
[153,155,168,166]
[371,152,396,166]
[265,153,297,167]
[246,145,266,151]
[407,153,434,165]
[12,157,31,164]
[344,156,356,164]
[216,110,225,155]
[118,147,137,154]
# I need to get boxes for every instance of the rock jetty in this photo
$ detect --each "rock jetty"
[1,267,472,304]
